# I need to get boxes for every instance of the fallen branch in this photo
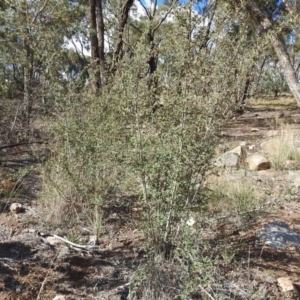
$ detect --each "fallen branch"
[0,140,48,151]
[38,232,100,251]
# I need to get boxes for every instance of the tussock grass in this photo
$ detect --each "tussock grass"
[206,172,263,218]
[262,126,300,170]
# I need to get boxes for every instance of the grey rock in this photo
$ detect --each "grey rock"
[215,151,240,168]
[257,220,300,249]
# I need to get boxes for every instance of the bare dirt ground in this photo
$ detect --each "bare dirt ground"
[1,97,300,299]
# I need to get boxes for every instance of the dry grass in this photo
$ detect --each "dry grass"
[206,171,264,218]
[262,125,300,170]
[247,95,297,110]
[39,161,76,225]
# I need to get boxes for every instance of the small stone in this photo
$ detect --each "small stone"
[10,203,24,214]
[52,296,66,300]
[239,141,247,146]
[186,217,196,227]
[277,277,294,292]
[251,128,259,132]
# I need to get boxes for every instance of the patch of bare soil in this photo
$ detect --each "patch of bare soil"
[1,103,300,299]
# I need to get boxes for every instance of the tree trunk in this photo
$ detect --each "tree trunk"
[246,0,300,107]
[96,0,106,84]
[22,40,33,126]
[89,0,100,92]
[110,0,134,72]
[272,35,300,106]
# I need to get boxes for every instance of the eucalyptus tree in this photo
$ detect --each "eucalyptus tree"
[226,0,300,106]
[0,0,84,124]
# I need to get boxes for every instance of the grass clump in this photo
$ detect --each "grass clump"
[263,126,300,170]
[206,172,264,222]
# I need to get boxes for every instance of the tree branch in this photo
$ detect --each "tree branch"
[32,0,49,24]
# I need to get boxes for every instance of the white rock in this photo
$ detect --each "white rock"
[246,154,271,171]
[239,141,247,146]
[289,170,300,188]
[52,296,66,300]
[10,203,24,214]
[250,128,259,132]
[277,277,294,292]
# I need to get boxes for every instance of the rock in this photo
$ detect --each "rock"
[277,277,294,292]
[239,141,247,147]
[186,217,196,227]
[10,203,24,214]
[215,151,240,168]
[52,296,66,300]
[246,154,271,171]
[257,220,300,249]
[289,170,300,188]
[250,128,259,132]
[248,145,256,151]
[215,146,247,168]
